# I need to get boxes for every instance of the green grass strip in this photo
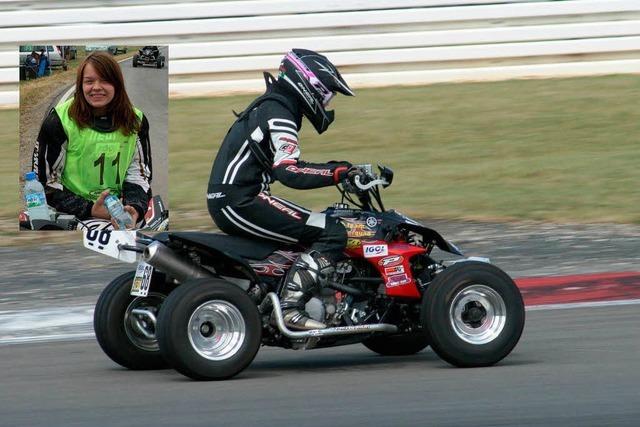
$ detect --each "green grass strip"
[169,75,640,229]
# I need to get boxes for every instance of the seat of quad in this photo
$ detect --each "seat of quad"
[162,231,295,260]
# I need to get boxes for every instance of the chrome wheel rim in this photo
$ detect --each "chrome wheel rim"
[124,293,165,351]
[449,284,506,345]
[188,300,246,361]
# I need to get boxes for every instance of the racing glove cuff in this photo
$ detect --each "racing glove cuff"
[333,166,350,184]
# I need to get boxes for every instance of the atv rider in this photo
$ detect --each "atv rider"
[208,49,356,330]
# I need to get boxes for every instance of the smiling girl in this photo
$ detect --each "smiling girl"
[32,51,152,229]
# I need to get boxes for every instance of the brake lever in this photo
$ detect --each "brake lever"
[354,175,389,191]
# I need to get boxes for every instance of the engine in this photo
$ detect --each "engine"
[306,259,380,327]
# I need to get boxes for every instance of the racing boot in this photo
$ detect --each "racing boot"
[278,251,335,330]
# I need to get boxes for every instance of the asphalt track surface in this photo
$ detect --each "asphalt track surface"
[0,305,638,427]
[0,221,639,426]
[120,47,169,209]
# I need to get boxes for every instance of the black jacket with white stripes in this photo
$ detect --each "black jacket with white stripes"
[31,109,152,220]
[208,82,351,209]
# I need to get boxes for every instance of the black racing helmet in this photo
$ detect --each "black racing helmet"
[277,49,354,134]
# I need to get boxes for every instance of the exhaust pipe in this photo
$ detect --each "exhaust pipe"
[142,241,213,282]
[265,293,398,339]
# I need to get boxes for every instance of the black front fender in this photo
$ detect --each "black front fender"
[397,223,464,256]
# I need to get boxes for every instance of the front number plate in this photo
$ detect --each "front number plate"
[83,230,137,263]
[131,262,154,297]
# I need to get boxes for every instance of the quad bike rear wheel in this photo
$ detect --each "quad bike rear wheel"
[421,261,525,367]
[157,278,261,380]
[94,271,171,370]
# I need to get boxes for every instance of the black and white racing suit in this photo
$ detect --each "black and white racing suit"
[207,87,350,258]
[207,83,351,329]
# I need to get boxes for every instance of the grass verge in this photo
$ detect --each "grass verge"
[168,74,640,230]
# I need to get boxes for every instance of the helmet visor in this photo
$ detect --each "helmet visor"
[322,91,335,108]
[285,52,334,107]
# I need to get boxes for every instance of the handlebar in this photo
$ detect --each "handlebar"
[346,164,391,193]
[353,174,389,191]
[338,164,394,212]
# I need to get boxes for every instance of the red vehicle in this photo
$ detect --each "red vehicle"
[87,165,525,380]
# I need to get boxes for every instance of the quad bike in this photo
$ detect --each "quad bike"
[86,165,525,380]
[132,46,165,69]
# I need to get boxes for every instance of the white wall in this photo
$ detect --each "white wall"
[1,0,639,107]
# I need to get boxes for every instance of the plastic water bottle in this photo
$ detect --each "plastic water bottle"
[104,194,133,230]
[24,172,50,223]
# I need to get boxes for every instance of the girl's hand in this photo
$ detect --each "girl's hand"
[109,205,139,230]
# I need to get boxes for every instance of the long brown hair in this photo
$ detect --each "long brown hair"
[69,51,140,135]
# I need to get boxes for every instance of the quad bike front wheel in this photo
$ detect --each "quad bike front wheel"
[421,261,525,367]
[94,271,171,370]
[132,54,138,67]
[157,278,261,381]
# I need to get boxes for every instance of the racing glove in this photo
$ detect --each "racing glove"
[342,166,370,195]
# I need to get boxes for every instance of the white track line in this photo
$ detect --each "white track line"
[0,332,95,345]
[2,298,640,345]
[526,298,640,311]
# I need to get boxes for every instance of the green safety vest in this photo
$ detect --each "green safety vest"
[55,98,142,201]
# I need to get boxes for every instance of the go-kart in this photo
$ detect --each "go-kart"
[132,46,165,69]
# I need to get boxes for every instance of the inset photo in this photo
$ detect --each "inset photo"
[19,45,169,231]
